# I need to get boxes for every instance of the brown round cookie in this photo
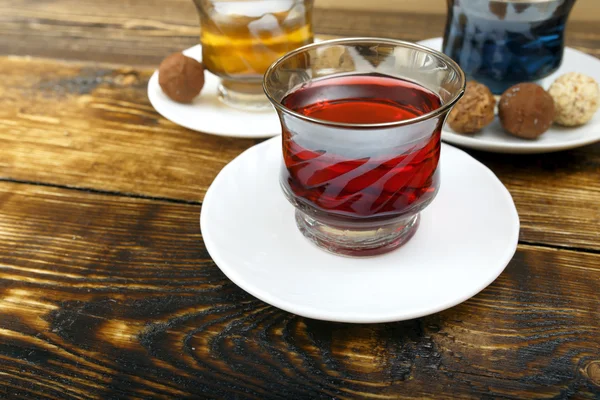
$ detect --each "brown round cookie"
[159,52,205,103]
[447,81,496,134]
[498,83,554,139]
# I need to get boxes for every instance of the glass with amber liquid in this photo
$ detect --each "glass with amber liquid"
[193,0,314,110]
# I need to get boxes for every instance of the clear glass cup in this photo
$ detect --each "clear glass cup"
[443,0,577,94]
[264,38,466,257]
[193,0,314,110]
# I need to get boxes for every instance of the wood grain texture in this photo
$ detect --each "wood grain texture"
[0,56,256,202]
[318,0,599,22]
[0,182,599,399]
[0,1,599,397]
[475,145,600,252]
[0,55,599,251]
[0,0,598,65]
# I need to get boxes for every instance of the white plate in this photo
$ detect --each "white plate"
[418,37,600,154]
[148,45,280,139]
[200,137,520,323]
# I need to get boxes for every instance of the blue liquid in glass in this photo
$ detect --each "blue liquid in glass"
[443,0,576,94]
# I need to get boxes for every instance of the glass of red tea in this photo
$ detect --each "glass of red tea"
[263,38,465,257]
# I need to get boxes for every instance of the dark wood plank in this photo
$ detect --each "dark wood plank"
[314,9,600,58]
[0,0,598,65]
[0,0,198,66]
[0,181,599,399]
[0,56,256,202]
[1,55,599,251]
[472,146,600,252]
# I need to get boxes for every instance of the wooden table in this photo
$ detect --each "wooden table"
[1,1,599,398]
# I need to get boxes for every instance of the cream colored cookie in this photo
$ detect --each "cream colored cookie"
[548,72,599,126]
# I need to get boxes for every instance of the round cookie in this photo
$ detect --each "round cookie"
[548,72,599,126]
[159,52,205,103]
[447,81,496,134]
[498,83,554,139]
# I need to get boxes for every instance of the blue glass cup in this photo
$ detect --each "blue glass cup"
[443,0,577,94]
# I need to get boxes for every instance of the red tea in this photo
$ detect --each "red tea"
[281,73,443,221]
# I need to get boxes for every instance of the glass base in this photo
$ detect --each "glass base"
[295,210,420,257]
[217,79,272,111]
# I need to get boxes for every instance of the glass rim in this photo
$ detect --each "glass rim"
[263,37,466,129]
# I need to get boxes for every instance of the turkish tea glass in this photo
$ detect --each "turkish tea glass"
[193,0,314,110]
[264,38,466,257]
[443,0,576,94]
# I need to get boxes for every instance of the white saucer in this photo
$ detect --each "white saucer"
[147,45,280,139]
[200,137,520,323]
[418,37,600,154]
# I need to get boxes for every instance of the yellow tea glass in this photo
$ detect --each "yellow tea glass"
[193,0,314,110]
